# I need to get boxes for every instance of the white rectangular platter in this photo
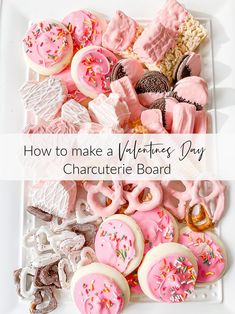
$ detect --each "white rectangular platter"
[1,1,235,314]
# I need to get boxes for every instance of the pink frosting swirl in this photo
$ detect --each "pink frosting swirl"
[63,10,105,50]
[23,20,71,67]
[147,254,197,302]
[47,118,79,133]
[74,47,118,96]
[131,208,176,254]
[73,273,124,314]
[179,230,226,283]
[95,219,136,273]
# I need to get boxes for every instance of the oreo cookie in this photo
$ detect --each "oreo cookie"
[111,62,127,81]
[135,71,170,94]
[173,52,201,83]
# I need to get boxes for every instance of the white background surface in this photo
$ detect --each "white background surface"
[0,0,235,313]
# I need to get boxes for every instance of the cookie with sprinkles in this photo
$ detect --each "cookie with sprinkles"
[23,20,73,75]
[71,45,118,99]
[131,208,179,254]
[138,243,198,302]
[71,262,130,314]
[179,227,227,285]
[63,10,107,51]
[95,214,144,276]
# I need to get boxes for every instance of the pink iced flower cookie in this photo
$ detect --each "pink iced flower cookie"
[71,263,130,314]
[95,214,144,276]
[63,10,107,51]
[23,20,73,76]
[102,10,143,59]
[71,45,118,99]
[131,208,179,254]
[133,0,207,81]
[138,243,198,302]
[179,227,227,284]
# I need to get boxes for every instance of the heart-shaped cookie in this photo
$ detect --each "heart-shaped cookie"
[19,78,68,121]
[30,181,77,219]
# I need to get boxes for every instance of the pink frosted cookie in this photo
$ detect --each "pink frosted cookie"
[138,243,198,302]
[71,263,130,314]
[110,76,145,121]
[71,45,118,99]
[179,227,227,284]
[95,214,144,276]
[63,10,107,51]
[46,118,79,133]
[133,0,207,81]
[23,20,73,75]
[30,181,77,219]
[102,10,143,58]
[172,76,208,110]
[61,99,91,125]
[131,208,179,254]
[111,59,145,86]
[88,93,130,128]
[53,66,76,93]
[19,78,67,122]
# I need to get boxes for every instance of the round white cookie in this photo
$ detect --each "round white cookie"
[138,243,198,303]
[179,227,227,286]
[23,19,73,76]
[71,262,130,313]
[95,214,144,276]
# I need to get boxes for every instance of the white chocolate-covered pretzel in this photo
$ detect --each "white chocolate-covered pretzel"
[77,247,97,269]
[75,198,101,224]
[58,258,73,289]
[18,267,36,299]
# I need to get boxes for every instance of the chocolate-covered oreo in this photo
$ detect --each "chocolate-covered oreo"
[135,71,170,94]
[173,52,201,83]
[150,97,178,132]
[111,62,127,81]
[111,59,145,86]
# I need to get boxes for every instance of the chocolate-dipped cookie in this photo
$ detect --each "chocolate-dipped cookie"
[150,97,178,131]
[135,71,170,94]
[111,59,145,86]
[173,52,201,83]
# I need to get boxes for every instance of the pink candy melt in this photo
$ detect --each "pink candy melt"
[133,22,176,64]
[73,273,124,314]
[147,254,197,302]
[63,10,103,50]
[102,10,137,52]
[23,21,70,67]
[95,219,136,273]
[156,0,188,32]
[75,47,118,96]
[179,231,225,283]
[131,208,176,254]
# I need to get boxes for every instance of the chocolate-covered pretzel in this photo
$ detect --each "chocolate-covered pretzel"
[34,262,61,289]
[30,287,57,314]
[27,206,53,222]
